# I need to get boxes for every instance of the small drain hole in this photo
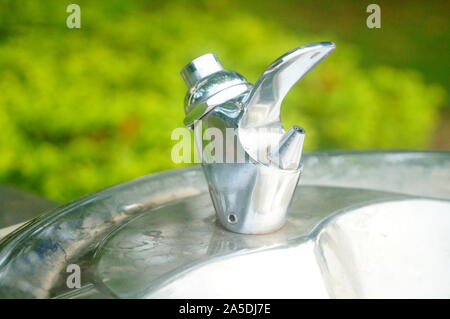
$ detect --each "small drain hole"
[228,213,238,224]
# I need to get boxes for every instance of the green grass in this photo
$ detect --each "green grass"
[0,0,447,202]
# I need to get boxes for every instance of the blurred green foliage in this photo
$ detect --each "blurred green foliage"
[0,0,446,202]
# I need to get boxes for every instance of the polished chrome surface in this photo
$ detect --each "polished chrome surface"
[239,42,335,129]
[0,151,448,299]
[181,42,335,234]
[181,53,224,89]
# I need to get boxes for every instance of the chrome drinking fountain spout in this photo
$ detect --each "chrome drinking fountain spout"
[181,42,335,234]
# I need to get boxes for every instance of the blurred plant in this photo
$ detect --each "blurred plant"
[0,1,445,202]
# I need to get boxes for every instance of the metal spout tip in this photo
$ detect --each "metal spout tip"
[318,41,336,49]
[269,126,305,170]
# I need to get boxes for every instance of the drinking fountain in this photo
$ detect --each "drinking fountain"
[0,43,449,299]
[181,42,335,234]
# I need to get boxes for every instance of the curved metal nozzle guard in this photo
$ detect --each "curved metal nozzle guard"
[181,42,335,234]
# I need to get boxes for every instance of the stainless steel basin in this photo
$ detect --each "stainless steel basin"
[316,199,450,298]
[0,151,449,299]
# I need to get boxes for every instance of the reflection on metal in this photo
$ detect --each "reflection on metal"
[0,151,448,299]
[0,222,25,240]
[181,42,336,234]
